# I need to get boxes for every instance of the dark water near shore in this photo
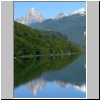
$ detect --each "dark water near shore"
[14,55,86,98]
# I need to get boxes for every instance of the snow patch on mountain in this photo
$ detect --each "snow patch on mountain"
[16,8,45,25]
[55,12,68,20]
[54,8,85,20]
[72,8,86,15]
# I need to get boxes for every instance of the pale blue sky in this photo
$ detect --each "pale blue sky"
[14,2,86,19]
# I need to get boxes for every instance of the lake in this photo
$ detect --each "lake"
[14,55,86,98]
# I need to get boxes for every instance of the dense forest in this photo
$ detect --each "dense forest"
[14,22,81,57]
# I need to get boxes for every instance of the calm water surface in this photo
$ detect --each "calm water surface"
[14,55,86,98]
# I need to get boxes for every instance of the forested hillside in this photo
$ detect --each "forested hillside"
[14,22,81,57]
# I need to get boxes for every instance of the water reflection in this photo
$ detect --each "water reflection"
[14,55,86,98]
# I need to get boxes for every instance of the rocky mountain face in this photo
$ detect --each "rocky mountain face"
[16,8,45,25]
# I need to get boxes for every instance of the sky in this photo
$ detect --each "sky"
[14,2,86,19]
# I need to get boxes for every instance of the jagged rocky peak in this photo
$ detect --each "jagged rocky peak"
[16,7,45,25]
[27,7,40,15]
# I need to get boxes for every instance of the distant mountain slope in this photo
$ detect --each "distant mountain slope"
[14,22,81,57]
[30,13,86,47]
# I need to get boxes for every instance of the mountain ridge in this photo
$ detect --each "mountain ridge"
[16,7,86,25]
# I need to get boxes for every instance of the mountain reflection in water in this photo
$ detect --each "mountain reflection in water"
[14,55,86,98]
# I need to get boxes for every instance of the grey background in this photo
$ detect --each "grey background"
[1,1,13,99]
[87,1,99,99]
[1,1,99,99]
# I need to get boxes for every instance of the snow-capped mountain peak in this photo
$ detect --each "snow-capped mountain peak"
[27,7,38,14]
[31,7,35,10]
[16,8,45,25]
[16,7,86,25]
[72,8,86,15]
[55,12,68,20]
[54,8,85,20]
